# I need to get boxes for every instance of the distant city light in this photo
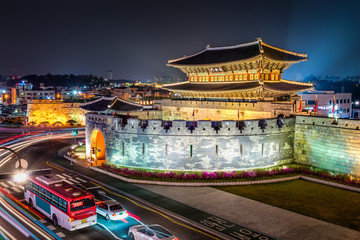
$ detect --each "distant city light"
[355,101,359,105]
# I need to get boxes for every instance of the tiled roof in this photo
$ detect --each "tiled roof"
[264,81,314,93]
[163,81,262,92]
[80,97,115,111]
[168,40,308,66]
[163,80,313,94]
[80,97,143,112]
[110,98,143,112]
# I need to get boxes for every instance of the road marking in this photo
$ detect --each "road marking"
[66,178,80,184]
[39,219,47,224]
[18,185,24,190]
[63,180,74,185]
[46,161,64,171]
[7,181,16,186]
[48,225,56,230]
[0,182,8,188]
[87,186,100,190]
[75,177,87,183]
[96,223,123,240]
[56,232,65,238]
[97,190,116,200]
[90,181,220,240]
[61,173,72,178]
[11,187,22,193]
[55,174,66,179]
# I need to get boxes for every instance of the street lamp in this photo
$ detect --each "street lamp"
[0,146,28,183]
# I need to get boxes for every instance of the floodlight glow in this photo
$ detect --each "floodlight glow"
[14,172,28,183]
[355,101,359,105]
[73,90,78,95]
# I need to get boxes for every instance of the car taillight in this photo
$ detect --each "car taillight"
[68,218,75,222]
[113,213,116,216]
[91,212,96,216]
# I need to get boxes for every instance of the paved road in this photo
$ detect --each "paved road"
[0,136,217,240]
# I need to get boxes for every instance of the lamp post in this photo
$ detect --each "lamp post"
[0,146,28,182]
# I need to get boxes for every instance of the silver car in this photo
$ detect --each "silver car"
[128,224,178,240]
[96,200,128,221]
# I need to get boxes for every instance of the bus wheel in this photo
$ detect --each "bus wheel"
[105,214,110,221]
[128,232,134,240]
[29,198,33,208]
[52,214,58,226]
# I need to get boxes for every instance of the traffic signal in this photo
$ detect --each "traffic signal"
[91,147,95,154]
[72,130,78,136]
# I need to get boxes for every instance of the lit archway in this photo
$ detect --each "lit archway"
[90,129,105,160]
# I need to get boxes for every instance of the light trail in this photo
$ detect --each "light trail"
[96,222,124,240]
[0,195,52,240]
[0,132,78,167]
[89,181,220,240]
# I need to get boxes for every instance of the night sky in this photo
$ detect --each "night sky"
[1,0,360,81]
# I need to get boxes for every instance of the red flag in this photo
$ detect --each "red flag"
[192,109,195,117]
[127,112,130,119]
[299,96,302,112]
[332,95,335,114]
[314,95,318,114]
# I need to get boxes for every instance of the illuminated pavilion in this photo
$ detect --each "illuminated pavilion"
[163,38,313,99]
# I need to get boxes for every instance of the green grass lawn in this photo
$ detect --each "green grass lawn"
[214,179,360,231]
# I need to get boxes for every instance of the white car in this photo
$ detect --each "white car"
[96,200,128,221]
[128,224,178,240]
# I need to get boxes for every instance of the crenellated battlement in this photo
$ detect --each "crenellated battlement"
[296,115,360,130]
[103,116,295,136]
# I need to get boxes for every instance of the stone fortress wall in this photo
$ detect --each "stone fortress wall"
[294,116,360,176]
[86,113,360,175]
[27,100,89,126]
[86,113,295,171]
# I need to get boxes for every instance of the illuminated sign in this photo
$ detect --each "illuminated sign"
[72,201,83,208]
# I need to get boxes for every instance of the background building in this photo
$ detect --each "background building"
[299,91,352,118]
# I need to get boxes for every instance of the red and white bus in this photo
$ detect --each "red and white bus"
[25,174,97,231]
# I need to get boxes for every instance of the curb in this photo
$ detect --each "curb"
[63,155,360,192]
[91,167,301,186]
[56,159,234,240]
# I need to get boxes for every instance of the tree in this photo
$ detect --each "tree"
[66,119,77,127]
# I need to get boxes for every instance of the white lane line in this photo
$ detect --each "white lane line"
[7,181,16,187]
[56,232,66,238]
[0,182,9,188]
[68,178,80,184]
[63,180,74,185]
[55,174,66,179]
[61,173,72,178]
[47,225,56,230]
[17,185,24,190]
[75,177,87,183]
[64,178,79,184]
[96,223,123,240]
[39,219,47,224]
[11,186,21,193]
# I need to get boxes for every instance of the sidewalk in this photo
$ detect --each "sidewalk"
[53,156,360,240]
[137,184,360,240]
